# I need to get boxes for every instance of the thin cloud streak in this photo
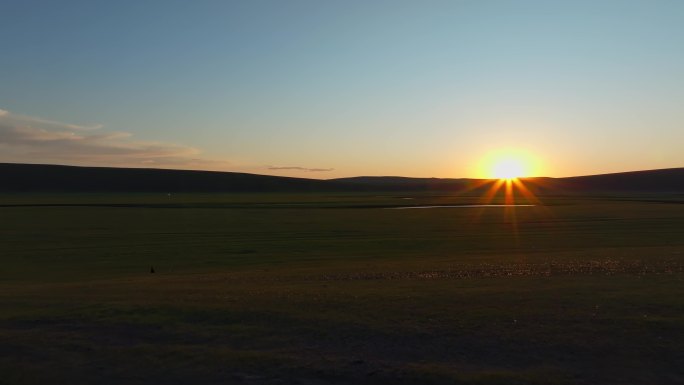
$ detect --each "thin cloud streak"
[268,166,334,172]
[0,108,230,170]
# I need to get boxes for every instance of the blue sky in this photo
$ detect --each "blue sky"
[1,0,683,177]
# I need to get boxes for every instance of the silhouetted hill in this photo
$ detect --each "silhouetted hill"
[548,168,684,192]
[331,176,473,191]
[0,163,336,193]
[1,163,682,193]
[333,169,684,193]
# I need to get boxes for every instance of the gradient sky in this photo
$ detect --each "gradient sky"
[1,0,683,178]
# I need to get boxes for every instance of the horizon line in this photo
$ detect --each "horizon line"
[2,161,683,181]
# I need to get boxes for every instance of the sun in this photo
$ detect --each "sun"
[479,149,539,180]
[492,157,525,179]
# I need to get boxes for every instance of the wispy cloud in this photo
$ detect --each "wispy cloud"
[0,108,230,170]
[268,166,334,172]
[1,109,103,130]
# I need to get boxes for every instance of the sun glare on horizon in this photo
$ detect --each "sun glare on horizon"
[471,149,548,212]
[492,158,525,179]
[479,149,540,180]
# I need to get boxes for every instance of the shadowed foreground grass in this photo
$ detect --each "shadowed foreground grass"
[1,193,683,384]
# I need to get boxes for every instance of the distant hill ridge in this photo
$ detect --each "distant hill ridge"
[0,163,682,193]
[0,163,332,193]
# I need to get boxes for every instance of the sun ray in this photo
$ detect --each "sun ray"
[504,179,515,205]
[512,178,541,205]
[468,178,506,223]
[462,150,554,239]
[479,179,506,205]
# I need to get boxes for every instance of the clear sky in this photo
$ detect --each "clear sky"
[1,0,683,178]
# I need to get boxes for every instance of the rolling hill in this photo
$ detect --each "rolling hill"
[0,163,682,193]
[0,163,334,193]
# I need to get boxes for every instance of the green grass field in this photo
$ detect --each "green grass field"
[1,192,683,384]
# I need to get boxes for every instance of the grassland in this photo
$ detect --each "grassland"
[1,192,683,384]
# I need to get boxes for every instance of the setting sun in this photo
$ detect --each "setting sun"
[479,149,540,179]
[492,158,525,179]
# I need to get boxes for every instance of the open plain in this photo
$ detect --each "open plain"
[1,192,683,384]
